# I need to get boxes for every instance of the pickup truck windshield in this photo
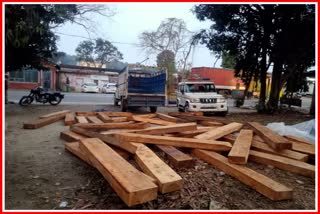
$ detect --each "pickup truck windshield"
[185,84,216,93]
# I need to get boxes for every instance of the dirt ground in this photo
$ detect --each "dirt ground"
[5,104,316,210]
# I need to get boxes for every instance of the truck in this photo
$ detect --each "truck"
[114,67,167,113]
[176,80,228,116]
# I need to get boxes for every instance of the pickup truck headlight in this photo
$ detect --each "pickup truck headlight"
[216,98,226,103]
[190,98,200,103]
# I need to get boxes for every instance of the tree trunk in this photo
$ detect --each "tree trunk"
[309,85,315,116]
[258,51,267,112]
[267,60,283,113]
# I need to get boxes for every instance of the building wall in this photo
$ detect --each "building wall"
[191,67,245,90]
[9,82,40,90]
[58,72,116,92]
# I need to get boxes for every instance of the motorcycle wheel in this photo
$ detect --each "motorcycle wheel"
[19,96,33,106]
[49,96,62,105]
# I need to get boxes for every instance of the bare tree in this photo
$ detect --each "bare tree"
[139,18,194,70]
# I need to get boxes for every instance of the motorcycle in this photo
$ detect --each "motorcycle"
[19,87,64,106]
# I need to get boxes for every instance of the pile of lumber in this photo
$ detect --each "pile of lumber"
[23,110,315,206]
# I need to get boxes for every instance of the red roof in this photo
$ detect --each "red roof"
[191,67,244,88]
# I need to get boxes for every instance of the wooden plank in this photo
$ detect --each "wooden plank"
[65,142,92,165]
[137,113,158,119]
[113,133,232,151]
[192,149,293,201]
[76,116,89,124]
[249,150,315,178]
[198,121,224,127]
[87,116,104,124]
[71,127,139,154]
[73,121,150,130]
[132,116,175,126]
[156,145,194,168]
[102,112,133,118]
[76,112,97,116]
[156,113,178,123]
[23,114,65,129]
[247,122,292,150]
[60,130,86,142]
[39,110,71,119]
[290,142,315,156]
[168,113,229,124]
[133,144,183,193]
[96,113,113,122]
[133,123,197,135]
[222,134,308,162]
[64,113,76,126]
[284,135,314,145]
[195,122,243,140]
[174,127,213,138]
[228,129,253,164]
[111,117,129,122]
[79,138,158,207]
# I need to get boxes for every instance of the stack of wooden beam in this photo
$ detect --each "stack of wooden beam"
[23,110,315,206]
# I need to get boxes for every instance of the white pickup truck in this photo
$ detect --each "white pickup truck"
[176,80,228,116]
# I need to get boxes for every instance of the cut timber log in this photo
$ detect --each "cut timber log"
[87,116,103,124]
[156,145,194,168]
[60,130,86,142]
[71,127,138,154]
[198,121,224,127]
[137,113,158,119]
[133,144,183,193]
[65,113,76,126]
[228,129,253,164]
[193,149,293,201]
[195,122,243,140]
[133,123,197,135]
[73,122,150,130]
[76,112,97,116]
[79,138,158,206]
[222,134,308,162]
[284,135,314,145]
[249,150,315,178]
[174,127,212,138]
[97,113,113,122]
[168,113,229,124]
[156,113,178,123]
[76,116,89,124]
[111,117,129,122]
[113,133,232,151]
[247,122,292,150]
[132,116,175,126]
[39,110,70,119]
[65,142,92,165]
[23,114,65,129]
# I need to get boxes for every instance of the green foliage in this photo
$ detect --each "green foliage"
[221,51,236,69]
[75,38,123,67]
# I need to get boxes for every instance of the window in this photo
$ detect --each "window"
[9,68,39,83]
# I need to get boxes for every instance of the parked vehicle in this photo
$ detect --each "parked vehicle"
[19,87,64,106]
[114,67,167,113]
[176,80,228,116]
[102,83,117,93]
[81,82,99,93]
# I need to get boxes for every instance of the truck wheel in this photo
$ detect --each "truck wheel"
[150,106,157,113]
[114,97,119,106]
[184,103,190,112]
[121,98,128,112]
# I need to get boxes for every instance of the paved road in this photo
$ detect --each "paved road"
[8,89,312,111]
[8,90,114,105]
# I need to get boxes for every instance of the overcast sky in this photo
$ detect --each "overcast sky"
[54,3,222,68]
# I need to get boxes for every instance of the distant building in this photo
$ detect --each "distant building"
[8,61,58,90]
[56,64,121,92]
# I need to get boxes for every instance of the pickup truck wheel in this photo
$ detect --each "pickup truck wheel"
[184,103,190,112]
[150,106,157,113]
[114,97,119,106]
[121,98,128,112]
